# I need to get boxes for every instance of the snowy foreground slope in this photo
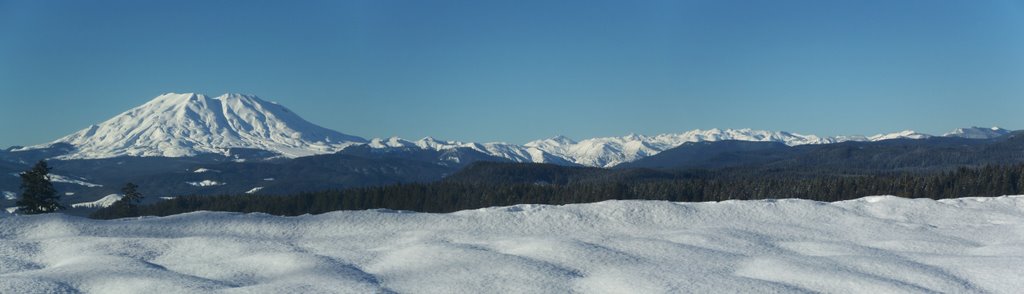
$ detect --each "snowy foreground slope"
[1,196,1023,293]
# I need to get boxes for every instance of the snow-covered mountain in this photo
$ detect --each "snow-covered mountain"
[10,92,1012,167]
[368,128,952,168]
[522,128,953,167]
[366,136,575,165]
[943,127,1010,139]
[524,129,843,167]
[28,93,367,159]
[867,130,932,141]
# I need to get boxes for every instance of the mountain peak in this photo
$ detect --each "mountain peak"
[40,92,367,159]
[150,92,270,105]
[868,130,931,141]
[943,126,1010,139]
[623,133,644,141]
[548,135,576,144]
[213,93,277,104]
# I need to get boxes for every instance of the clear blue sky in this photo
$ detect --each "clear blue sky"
[1,0,1023,147]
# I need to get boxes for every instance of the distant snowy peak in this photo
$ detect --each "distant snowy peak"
[942,127,1010,139]
[868,130,932,141]
[650,128,842,146]
[366,136,572,165]
[523,128,968,167]
[367,128,963,168]
[43,93,367,159]
[14,92,1009,167]
[368,137,416,149]
[524,128,851,167]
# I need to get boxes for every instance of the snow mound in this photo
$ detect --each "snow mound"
[2,191,15,200]
[1,196,1022,292]
[246,187,264,194]
[71,194,123,209]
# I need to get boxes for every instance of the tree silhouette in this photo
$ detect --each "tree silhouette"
[121,182,143,208]
[16,160,63,214]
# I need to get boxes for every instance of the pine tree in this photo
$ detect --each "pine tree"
[121,182,143,208]
[16,160,63,214]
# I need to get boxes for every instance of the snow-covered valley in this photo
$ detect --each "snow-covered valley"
[1,196,1022,293]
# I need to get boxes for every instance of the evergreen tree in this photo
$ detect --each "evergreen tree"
[121,182,143,208]
[16,160,63,214]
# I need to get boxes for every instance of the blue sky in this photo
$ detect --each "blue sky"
[1,0,1022,147]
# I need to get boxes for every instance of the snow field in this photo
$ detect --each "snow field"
[1,196,1022,293]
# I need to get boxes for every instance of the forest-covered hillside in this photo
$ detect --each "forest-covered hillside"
[90,162,1024,219]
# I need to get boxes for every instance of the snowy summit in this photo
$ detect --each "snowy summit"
[40,93,367,159]
[13,92,1013,167]
[943,127,1011,139]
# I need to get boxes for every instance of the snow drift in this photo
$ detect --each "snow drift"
[1,196,1022,293]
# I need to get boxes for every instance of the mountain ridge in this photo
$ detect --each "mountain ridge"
[8,92,1013,167]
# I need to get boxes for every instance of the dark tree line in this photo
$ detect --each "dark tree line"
[97,182,145,217]
[90,163,1024,219]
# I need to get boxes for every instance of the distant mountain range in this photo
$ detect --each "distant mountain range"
[618,132,1024,173]
[0,92,1016,214]
[9,92,1011,167]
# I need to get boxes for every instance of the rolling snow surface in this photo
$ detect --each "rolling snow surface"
[1,196,1022,293]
